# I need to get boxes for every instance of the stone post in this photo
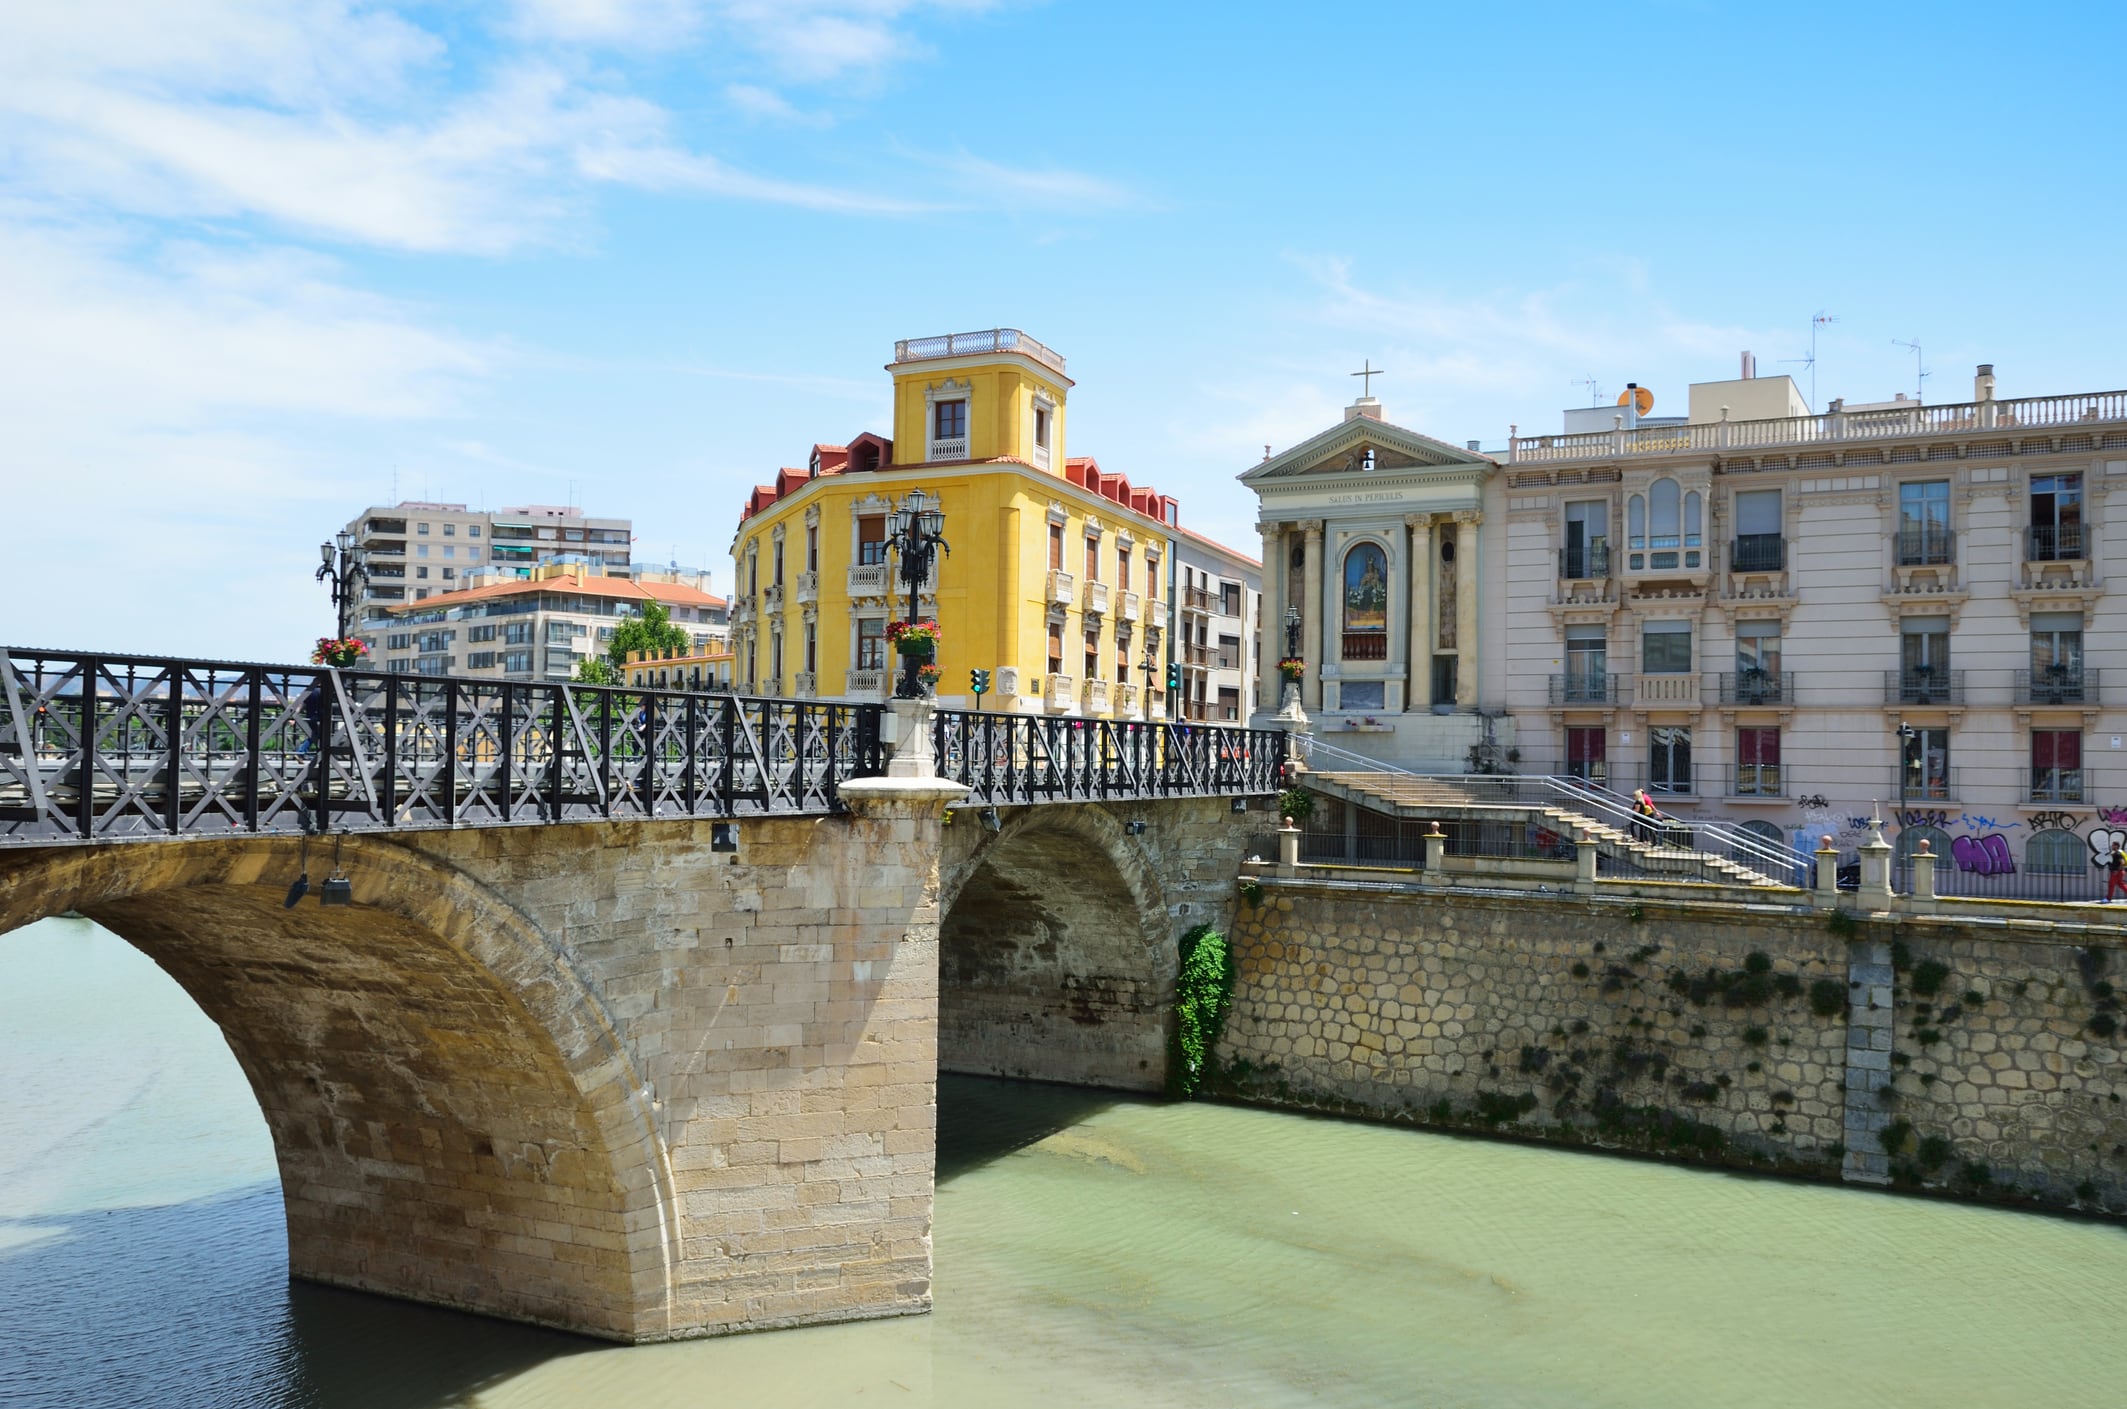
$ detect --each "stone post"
[883,698,941,778]
[1858,813,1894,909]
[1814,835,1840,908]
[1908,838,1938,910]
[1406,512,1433,711]
[1300,522,1324,713]
[1277,818,1301,877]
[1422,821,1445,876]
[1575,836,1598,894]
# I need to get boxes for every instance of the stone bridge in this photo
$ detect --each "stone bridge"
[0,712,1273,1341]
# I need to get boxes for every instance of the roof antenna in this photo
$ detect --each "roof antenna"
[1892,338,1929,403]
[1572,376,1603,407]
[1780,310,1838,411]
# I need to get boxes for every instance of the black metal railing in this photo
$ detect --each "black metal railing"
[2027,770,2087,805]
[1895,526,1954,566]
[931,710,1283,806]
[1718,670,1794,705]
[2015,667,2098,705]
[0,648,881,844]
[1729,534,1785,572]
[1548,672,1618,705]
[1558,543,1611,579]
[2026,524,2085,561]
[1884,669,1964,706]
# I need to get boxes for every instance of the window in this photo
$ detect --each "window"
[417,544,429,558]
[2030,473,2083,560]
[504,622,534,645]
[1899,618,1951,702]
[1048,623,1064,675]
[417,522,430,535]
[1218,687,1240,721]
[502,649,532,673]
[443,523,455,536]
[1217,634,1241,670]
[1649,726,1693,794]
[469,625,496,644]
[747,551,758,594]
[1034,405,1050,448]
[2032,730,2084,803]
[1736,727,1781,796]
[442,567,455,580]
[1085,535,1101,581]
[1641,620,1692,674]
[416,566,429,579]
[1341,542,1389,661]
[1563,626,1606,701]
[804,622,817,674]
[1732,489,1783,571]
[1627,479,1701,571]
[1048,523,1064,571]
[934,399,966,441]
[857,619,887,670]
[1566,726,1606,786]
[385,632,411,651]
[2031,611,2084,700]
[1222,582,1242,617]
[771,632,784,682]
[1898,480,1951,564]
[772,539,784,584]
[1902,726,1951,801]
[1084,629,1101,680]
[1117,546,1131,592]
[2027,829,2085,875]
[1563,500,1609,577]
[1145,552,1159,598]
[469,525,481,538]
[857,516,887,566]
[1735,622,1781,701]
[806,525,818,573]
[466,651,495,669]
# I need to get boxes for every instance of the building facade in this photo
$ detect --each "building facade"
[344,501,633,613]
[728,329,1257,719]
[1172,529,1262,723]
[368,564,725,682]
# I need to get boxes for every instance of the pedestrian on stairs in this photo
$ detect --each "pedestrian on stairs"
[1632,787,1659,844]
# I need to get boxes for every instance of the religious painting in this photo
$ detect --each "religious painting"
[1343,543,1389,635]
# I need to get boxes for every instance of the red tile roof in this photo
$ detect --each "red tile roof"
[389,573,725,614]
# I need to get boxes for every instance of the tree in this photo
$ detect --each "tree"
[603,598,691,672]
[573,656,620,686]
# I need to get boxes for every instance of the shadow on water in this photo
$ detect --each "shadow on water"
[0,1183,601,1409]
[936,1072,1124,1183]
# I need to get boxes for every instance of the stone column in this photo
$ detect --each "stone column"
[1857,814,1894,909]
[1300,521,1324,712]
[1405,513,1433,711]
[1258,521,1284,715]
[1453,511,1481,708]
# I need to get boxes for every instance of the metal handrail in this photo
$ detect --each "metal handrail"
[930,710,1284,806]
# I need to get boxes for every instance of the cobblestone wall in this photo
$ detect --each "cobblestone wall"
[1224,881,2127,1213]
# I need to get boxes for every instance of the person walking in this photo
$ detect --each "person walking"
[2107,839,2127,903]
[1632,787,1659,845]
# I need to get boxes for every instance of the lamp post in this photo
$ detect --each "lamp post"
[1285,602,1302,660]
[316,529,368,643]
[1896,720,1916,817]
[886,488,949,700]
[1141,639,1159,721]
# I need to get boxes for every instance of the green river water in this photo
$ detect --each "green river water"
[4,915,2126,1408]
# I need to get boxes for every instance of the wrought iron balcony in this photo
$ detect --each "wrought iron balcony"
[1895,526,1954,566]
[2026,524,2086,562]
[2028,769,2086,804]
[1548,672,1617,705]
[1885,669,1965,706]
[1718,669,1794,706]
[2016,667,2097,705]
[1729,534,1785,572]
[1557,543,1610,580]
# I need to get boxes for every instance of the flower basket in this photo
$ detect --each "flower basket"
[887,619,941,657]
[1276,656,1305,683]
[916,663,942,689]
[311,637,369,669]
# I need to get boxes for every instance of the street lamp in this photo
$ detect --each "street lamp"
[1140,639,1159,720]
[1896,721,1917,816]
[886,488,949,700]
[1285,603,1301,659]
[316,529,368,642]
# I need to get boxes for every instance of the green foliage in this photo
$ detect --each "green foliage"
[604,598,692,671]
[1570,961,1591,978]
[1890,939,1913,971]
[1473,1090,1540,1124]
[1744,951,1773,975]
[1826,910,1859,939]
[1168,925,1236,1098]
[1915,1027,1943,1046]
[1238,877,1264,907]
[1773,973,1803,1000]
[573,655,621,686]
[1959,1161,1992,1187]
[2077,1180,2100,1202]
[1880,1119,1915,1156]
[1742,1025,1769,1047]
[1962,989,1985,1009]
[1276,787,1315,823]
[1910,959,1952,998]
[1915,1135,1954,1172]
[2090,1012,2119,1039]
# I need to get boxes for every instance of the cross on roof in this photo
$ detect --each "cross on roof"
[1350,359,1385,399]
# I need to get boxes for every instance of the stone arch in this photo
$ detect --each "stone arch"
[937,804,1173,1091]
[0,836,677,1342]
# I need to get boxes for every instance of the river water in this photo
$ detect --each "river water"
[6,914,2127,1408]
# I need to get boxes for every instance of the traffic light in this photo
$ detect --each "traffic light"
[1165,660,1181,693]
[970,667,990,710]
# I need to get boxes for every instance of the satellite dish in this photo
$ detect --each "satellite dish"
[1616,386,1655,416]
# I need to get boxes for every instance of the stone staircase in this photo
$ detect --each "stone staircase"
[1305,769,1788,889]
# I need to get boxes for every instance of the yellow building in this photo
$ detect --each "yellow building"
[624,646,735,693]
[729,329,1192,717]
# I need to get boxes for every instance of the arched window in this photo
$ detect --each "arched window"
[1627,494,1646,551]
[1649,479,1680,548]
[1684,490,1703,549]
[1340,542,1389,661]
[2026,828,2084,875]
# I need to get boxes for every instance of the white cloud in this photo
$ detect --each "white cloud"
[725,84,833,127]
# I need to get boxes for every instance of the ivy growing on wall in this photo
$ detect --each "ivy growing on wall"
[1169,924,1237,1099]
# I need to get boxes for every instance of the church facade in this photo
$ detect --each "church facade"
[1241,395,1513,770]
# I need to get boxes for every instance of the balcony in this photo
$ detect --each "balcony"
[2027,524,2086,562]
[848,562,891,597]
[1731,765,1784,799]
[794,671,817,697]
[1885,669,1966,706]
[1633,674,1701,708]
[1118,589,1141,623]
[1084,580,1111,616]
[844,668,890,699]
[365,541,407,558]
[1340,634,1388,662]
[1044,673,1076,711]
[762,583,785,612]
[1730,535,1785,573]
[893,328,1067,377]
[1896,526,1955,566]
[1548,672,1618,705]
[1046,569,1076,606]
[1717,670,1795,706]
[1085,679,1111,714]
[730,599,754,627]
[2028,770,2087,805]
[795,570,819,605]
[2016,667,2098,706]
[1181,587,1217,616]
[1558,543,1610,580]
[1183,643,1212,667]
[1116,681,1139,714]
[927,436,968,462]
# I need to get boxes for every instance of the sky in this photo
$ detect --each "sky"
[4,0,2124,662]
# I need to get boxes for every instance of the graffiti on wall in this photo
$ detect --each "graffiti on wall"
[1950,833,2017,875]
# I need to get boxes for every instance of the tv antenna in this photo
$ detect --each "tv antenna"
[1780,311,1839,411]
[1572,376,1603,407]
[1892,337,1929,403]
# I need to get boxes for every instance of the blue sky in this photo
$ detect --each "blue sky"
[4,0,2123,660]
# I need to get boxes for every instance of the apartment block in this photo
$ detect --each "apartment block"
[344,501,634,613]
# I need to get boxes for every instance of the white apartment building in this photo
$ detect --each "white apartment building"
[344,501,634,612]
[1171,529,1261,723]
[368,563,726,682]
[1496,359,2127,887]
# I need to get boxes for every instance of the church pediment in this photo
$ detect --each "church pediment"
[1240,415,1495,485]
